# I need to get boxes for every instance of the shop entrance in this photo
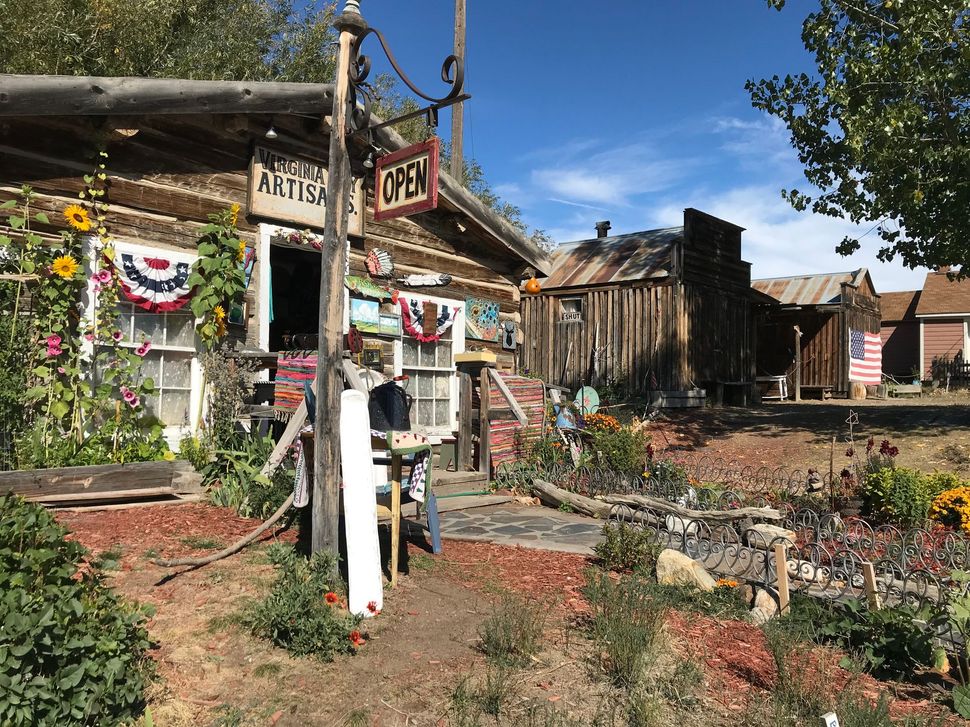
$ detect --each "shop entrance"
[269,245,321,351]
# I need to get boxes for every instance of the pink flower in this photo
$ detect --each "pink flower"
[112,330,123,342]
[92,284,101,293]
[84,333,94,342]
[97,269,112,284]
[135,341,152,356]
[57,367,65,374]
[46,334,61,347]
[120,385,129,395]
[127,395,140,409]
[46,346,62,358]
[122,389,137,403]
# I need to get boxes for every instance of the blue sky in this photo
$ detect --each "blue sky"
[361,1,927,293]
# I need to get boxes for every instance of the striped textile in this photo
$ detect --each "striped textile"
[849,329,882,385]
[487,375,545,470]
[274,352,317,419]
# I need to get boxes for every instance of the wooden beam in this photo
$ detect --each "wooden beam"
[0,74,335,117]
[773,542,791,615]
[0,460,182,499]
[487,368,528,425]
[449,0,466,181]
[457,372,473,470]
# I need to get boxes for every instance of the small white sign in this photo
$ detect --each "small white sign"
[822,712,840,727]
[561,311,582,323]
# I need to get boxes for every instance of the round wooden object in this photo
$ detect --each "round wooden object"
[849,382,867,400]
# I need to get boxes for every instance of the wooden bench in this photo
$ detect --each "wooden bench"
[890,383,922,398]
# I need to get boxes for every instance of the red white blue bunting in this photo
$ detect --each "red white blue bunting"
[398,295,458,343]
[114,253,193,312]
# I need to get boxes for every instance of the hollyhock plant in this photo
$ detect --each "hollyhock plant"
[127,395,140,409]
[112,330,123,342]
[122,389,137,404]
[96,268,113,284]
[135,341,152,357]
[46,334,62,347]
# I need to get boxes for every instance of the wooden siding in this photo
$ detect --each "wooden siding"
[881,321,919,378]
[923,319,965,374]
[0,115,524,370]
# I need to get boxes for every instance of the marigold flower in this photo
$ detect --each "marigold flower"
[324,592,339,605]
[63,204,92,231]
[51,255,79,279]
[715,578,739,589]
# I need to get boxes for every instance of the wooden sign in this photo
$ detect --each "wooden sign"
[248,145,364,236]
[374,139,439,221]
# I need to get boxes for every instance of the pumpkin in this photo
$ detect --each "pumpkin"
[524,276,541,295]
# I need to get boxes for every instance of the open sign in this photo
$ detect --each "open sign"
[374,138,440,221]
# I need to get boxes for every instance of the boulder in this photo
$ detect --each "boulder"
[745,523,796,549]
[656,549,717,592]
[747,587,780,625]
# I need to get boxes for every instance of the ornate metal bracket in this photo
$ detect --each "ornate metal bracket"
[346,24,467,135]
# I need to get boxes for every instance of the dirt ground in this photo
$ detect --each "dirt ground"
[56,503,959,726]
[639,393,970,475]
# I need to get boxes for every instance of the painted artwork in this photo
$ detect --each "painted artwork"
[379,313,402,336]
[465,297,500,342]
[241,246,256,290]
[349,298,380,333]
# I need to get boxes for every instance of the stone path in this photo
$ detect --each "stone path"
[437,503,604,554]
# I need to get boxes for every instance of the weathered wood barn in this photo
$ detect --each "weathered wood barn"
[752,269,881,396]
[0,75,549,448]
[519,209,757,403]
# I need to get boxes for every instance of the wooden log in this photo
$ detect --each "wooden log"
[598,493,784,523]
[531,479,613,519]
[33,486,176,504]
[0,459,181,499]
[0,75,335,117]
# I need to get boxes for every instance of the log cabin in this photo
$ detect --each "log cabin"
[519,208,759,406]
[753,269,881,397]
[0,75,550,475]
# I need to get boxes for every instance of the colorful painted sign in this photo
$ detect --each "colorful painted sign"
[465,297,500,342]
[374,138,440,221]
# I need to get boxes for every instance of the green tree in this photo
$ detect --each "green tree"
[747,0,969,270]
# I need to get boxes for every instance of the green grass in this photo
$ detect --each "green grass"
[180,535,225,550]
[478,592,547,668]
[252,661,282,678]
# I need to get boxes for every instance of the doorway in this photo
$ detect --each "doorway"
[269,245,321,351]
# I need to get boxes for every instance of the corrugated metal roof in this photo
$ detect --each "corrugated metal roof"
[752,269,866,306]
[541,227,681,289]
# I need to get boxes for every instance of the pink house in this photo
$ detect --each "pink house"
[915,269,970,379]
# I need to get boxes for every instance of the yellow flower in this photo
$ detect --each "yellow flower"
[162,450,176,461]
[63,204,92,232]
[229,203,241,227]
[51,255,79,279]
[237,241,246,262]
[216,319,227,338]
[213,304,226,321]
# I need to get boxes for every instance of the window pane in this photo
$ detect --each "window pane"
[142,394,162,421]
[434,372,450,398]
[160,391,191,427]
[162,353,192,388]
[117,309,133,340]
[417,372,432,397]
[139,351,162,384]
[133,313,162,344]
[434,400,450,428]
[436,341,452,367]
[416,399,432,426]
[168,313,195,347]
[402,339,418,366]
[419,343,435,367]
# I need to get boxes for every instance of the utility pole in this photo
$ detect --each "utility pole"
[449,0,466,182]
[793,325,802,402]
[313,0,367,556]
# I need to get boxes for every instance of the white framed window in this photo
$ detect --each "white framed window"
[560,297,583,323]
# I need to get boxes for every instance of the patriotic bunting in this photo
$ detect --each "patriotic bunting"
[398,295,458,343]
[114,253,193,312]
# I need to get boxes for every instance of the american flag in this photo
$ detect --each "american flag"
[849,329,882,385]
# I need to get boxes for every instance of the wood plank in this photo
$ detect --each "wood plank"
[0,460,179,498]
[29,486,176,504]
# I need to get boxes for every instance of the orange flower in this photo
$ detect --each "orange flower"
[366,601,380,615]
[715,578,739,589]
[324,591,339,605]
[349,630,365,648]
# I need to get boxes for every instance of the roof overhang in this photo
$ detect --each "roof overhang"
[0,74,551,274]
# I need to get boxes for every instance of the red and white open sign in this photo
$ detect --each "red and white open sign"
[374,138,440,222]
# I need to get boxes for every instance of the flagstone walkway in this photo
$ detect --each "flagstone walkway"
[436,503,604,555]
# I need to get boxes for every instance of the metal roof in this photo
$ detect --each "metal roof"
[752,269,867,306]
[541,227,681,289]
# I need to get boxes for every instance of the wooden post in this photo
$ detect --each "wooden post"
[773,542,790,615]
[793,325,802,402]
[862,561,881,610]
[390,453,402,586]
[312,2,367,556]
[457,372,473,470]
[449,0,466,181]
[478,366,491,475]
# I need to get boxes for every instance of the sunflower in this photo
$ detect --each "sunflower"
[63,204,92,232]
[229,202,241,227]
[213,304,226,321]
[51,255,79,279]
[236,241,246,262]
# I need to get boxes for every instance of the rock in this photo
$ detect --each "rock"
[656,549,717,592]
[745,523,796,549]
[665,514,700,537]
[747,588,779,625]
[748,606,773,626]
[787,558,826,584]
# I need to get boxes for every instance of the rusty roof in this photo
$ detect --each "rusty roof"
[880,290,920,321]
[540,227,681,289]
[751,269,868,306]
[915,271,970,316]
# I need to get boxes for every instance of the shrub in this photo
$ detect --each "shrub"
[0,495,154,726]
[584,412,621,433]
[478,592,547,668]
[861,467,937,527]
[593,522,662,574]
[240,544,361,660]
[204,432,293,518]
[590,427,649,476]
[583,570,667,688]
